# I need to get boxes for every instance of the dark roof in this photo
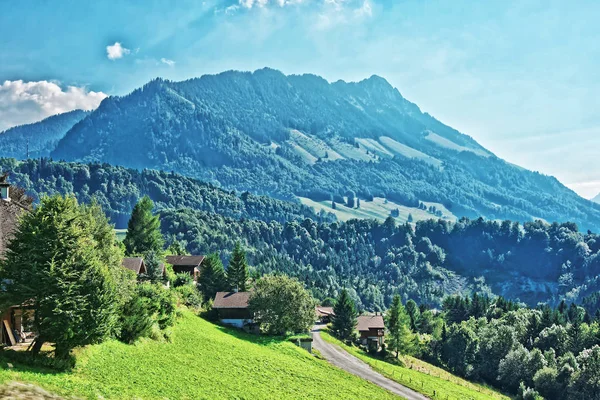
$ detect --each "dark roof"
[356,315,385,331]
[165,255,205,267]
[213,292,251,309]
[0,199,26,258]
[121,257,146,274]
[316,306,335,317]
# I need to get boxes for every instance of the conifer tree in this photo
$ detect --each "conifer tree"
[386,294,415,358]
[0,195,127,359]
[142,250,165,284]
[124,196,164,256]
[227,242,249,291]
[331,289,357,340]
[198,252,227,301]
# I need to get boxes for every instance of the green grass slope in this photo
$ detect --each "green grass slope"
[321,332,509,400]
[0,311,397,400]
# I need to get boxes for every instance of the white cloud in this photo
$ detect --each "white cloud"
[0,80,107,131]
[239,0,302,8]
[160,58,176,66]
[354,0,371,17]
[106,42,131,60]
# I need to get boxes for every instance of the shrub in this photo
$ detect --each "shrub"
[173,272,194,288]
[175,284,203,309]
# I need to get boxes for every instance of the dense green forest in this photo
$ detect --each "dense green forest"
[0,110,87,159]
[37,69,600,231]
[0,158,333,227]
[412,293,600,399]
[160,207,600,309]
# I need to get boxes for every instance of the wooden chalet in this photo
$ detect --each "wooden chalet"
[356,314,385,347]
[121,257,147,275]
[166,255,205,281]
[315,306,335,323]
[213,291,254,328]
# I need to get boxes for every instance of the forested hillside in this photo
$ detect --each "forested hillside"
[160,208,600,309]
[35,68,600,232]
[0,158,333,227]
[0,110,87,159]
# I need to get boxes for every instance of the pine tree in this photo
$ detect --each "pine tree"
[198,252,227,301]
[386,295,415,358]
[407,213,414,223]
[142,250,164,284]
[228,242,249,291]
[0,195,127,359]
[124,196,164,256]
[331,289,357,340]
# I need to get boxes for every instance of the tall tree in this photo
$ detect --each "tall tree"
[198,252,227,301]
[331,289,357,340]
[142,250,165,284]
[0,195,129,359]
[227,242,249,291]
[386,295,415,358]
[124,196,164,256]
[249,275,316,335]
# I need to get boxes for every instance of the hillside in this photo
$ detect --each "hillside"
[593,193,600,204]
[25,68,596,232]
[0,158,333,228]
[0,110,87,159]
[0,311,398,399]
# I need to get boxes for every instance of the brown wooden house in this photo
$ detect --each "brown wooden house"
[121,257,147,275]
[357,315,385,347]
[316,306,335,323]
[166,255,205,281]
[213,291,254,328]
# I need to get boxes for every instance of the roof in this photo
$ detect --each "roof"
[316,306,335,317]
[166,255,205,267]
[0,199,26,258]
[356,315,385,331]
[213,292,251,309]
[122,257,146,274]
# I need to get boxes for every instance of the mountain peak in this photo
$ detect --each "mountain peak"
[592,193,600,204]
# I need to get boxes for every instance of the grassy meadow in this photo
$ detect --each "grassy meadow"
[320,331,510,400]
[0,311,398,400]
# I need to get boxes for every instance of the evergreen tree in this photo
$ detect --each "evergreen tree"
[228,242,249,291]
[407,213,414,223]
[142,250,164,284]
[0,195,128,359]
[124,196,164,256]
[386,295,415,358]
[198,252,227,301]
[331,289,357,340]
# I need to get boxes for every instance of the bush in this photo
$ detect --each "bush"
[119,283,177,343]
[173,272,194,288]
[175,284,203,309]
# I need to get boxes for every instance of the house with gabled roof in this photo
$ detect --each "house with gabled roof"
[121,257,147,275]
[213,291,254,328]
[166,255,205,281]
[357,314,385,347]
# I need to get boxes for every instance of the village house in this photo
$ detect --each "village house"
[0,176,33,346]
[166,255,205,281]
[121,257,147,275]
[213,291,254,329]
[357,314,385,348]
[315,306,335,323]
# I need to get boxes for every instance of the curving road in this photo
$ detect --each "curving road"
[312,324,429,400]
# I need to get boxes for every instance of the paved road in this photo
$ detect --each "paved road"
[312,324,429,400]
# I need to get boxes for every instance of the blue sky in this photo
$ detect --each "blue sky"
[1,0,599,198]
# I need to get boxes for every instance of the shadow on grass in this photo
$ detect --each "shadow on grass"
[0,348,72,376]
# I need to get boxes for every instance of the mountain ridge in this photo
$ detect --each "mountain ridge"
[3,68,599,231]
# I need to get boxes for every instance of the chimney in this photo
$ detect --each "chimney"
[0,182,9,201]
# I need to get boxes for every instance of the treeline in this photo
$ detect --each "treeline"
[160,208,600,310]
[412,293,600,399]
[0,158,334,227]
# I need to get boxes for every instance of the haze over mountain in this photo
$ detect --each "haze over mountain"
[593,193,600,204]
[4,68,600,231]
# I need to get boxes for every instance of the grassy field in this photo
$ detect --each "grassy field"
[0,311,398,400]
[114,228,127,242]
[321,331,509,400]
[299,196,456,224]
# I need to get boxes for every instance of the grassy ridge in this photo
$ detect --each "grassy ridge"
[321,331,509,400]
[0,312,398,400]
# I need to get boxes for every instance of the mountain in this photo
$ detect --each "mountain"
[6,67,597,231]
[593,193,600,204]
[0,110,88,159]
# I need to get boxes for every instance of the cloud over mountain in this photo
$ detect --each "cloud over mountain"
[0,80,106,131]
[106,42,131,60]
